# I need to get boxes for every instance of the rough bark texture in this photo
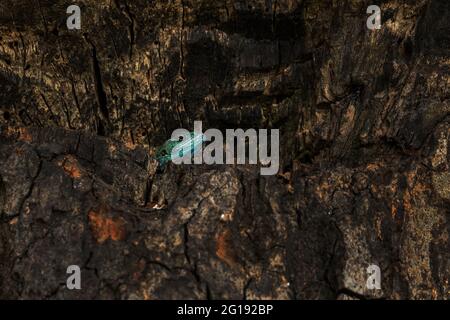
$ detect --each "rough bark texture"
[0,0,449,299]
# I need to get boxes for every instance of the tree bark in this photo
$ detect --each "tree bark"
[0,0,449,299]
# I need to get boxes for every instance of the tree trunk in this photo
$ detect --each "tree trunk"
[0,0,449,299]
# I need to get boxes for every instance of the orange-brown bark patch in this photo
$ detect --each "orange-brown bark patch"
[215,229,237,267]
[18,128,32,142]
[88,205,127,243]
[60,156,82,179]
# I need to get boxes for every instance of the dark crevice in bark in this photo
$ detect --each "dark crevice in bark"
[85,36,110,135]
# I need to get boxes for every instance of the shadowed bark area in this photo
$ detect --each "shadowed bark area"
[0,0,449,299]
